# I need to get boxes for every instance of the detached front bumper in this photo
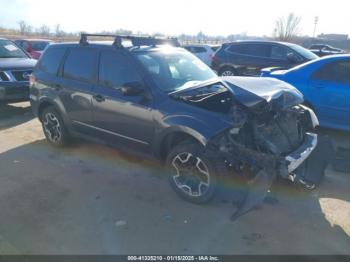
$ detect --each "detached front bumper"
[285,133,318,173]
[279,132,333,187]
[0,82,30,103]
[231,132,331,220]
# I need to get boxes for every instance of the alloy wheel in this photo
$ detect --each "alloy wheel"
[43,112,61,143]
[221,70,235,76]
[171,152,211,197]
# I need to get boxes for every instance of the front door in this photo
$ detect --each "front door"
[91,50,154,153]
[309,60,350,128]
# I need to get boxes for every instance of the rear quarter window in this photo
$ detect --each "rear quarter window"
[37,47,67,75]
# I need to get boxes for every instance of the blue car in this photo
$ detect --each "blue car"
[261,55,350,131]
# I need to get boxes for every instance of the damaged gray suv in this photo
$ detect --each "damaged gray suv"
[30,34,331,219]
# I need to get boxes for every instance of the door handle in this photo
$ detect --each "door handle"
[93,94,105,102]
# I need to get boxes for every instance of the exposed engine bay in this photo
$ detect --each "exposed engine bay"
[170,77,332,220]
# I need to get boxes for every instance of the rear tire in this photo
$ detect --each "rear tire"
[166,141,218,204]
[219,66,236,76]
[40,106,70,147]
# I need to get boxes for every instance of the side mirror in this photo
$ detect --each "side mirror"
[287,52,299,63]
[120,81,145,96]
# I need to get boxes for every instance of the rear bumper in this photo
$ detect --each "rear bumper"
[0,82,29,103]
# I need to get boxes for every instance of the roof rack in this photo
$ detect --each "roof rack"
[79,33,180,48]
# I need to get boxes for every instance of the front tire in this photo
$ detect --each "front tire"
[166,141,218,204]
[40,106,70,147]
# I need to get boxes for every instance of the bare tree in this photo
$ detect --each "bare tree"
[55,24,64,37]
[274,13,302,41]
[18,20,31,35]
[37,24,51,36]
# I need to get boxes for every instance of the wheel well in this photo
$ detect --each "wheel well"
[38,101,55,120]
[159,132,200,162]
[303,101,315,112]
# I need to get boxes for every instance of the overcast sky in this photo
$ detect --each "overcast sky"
[0,0,349,37]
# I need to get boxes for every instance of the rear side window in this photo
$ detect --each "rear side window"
[312,61,350,84]
[227,44,244,53]
[244,44,270,57]
[63,48,98,83]
[38,47,66,75]
[99,50,143,88]
[227,43,270,57]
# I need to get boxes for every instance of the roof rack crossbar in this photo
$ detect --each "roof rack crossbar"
[79,33,180,48]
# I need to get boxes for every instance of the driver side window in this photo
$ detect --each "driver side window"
[270,45,288,60]
[99,50,143,88]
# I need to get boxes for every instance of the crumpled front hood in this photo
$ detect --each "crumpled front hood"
[223,76,304,113]
[0,58,37,70]
[169,77,304,115]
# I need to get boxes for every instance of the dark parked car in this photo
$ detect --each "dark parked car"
[30,34,329,218]
[14,39,52,60]
[212,41,318,76]
[0,38,36,104]
[309,44,345,57]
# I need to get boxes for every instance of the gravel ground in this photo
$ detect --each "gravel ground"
[0,102,349,254]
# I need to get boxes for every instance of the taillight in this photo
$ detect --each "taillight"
[210,55,218,66]
[29,74,36,87]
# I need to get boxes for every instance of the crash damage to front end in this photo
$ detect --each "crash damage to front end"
[170,77,333,220]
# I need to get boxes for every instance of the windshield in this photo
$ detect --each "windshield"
[0,39,28,58]
[135,48,217,92]
[32,41,51,51]
[288,43,319,60]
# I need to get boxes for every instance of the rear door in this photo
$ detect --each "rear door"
[59,47,98,134]
[309,60,350,127]
[90,49,154,152]
[226,43,271,76]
